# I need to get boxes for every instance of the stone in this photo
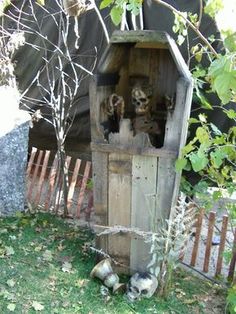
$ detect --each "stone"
[0,86,30,216]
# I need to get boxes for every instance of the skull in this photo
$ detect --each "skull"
[126,272,158,302]
[131,87,151,116]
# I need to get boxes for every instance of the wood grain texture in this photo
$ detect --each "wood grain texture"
[130,155,157,272]
[92,151,108,255]
[89,78,114,142]
[108,152,132,272]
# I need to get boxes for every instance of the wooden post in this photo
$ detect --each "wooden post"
[44,155,58,210]
[203,211,216,273]
[215,215,228,276]
[34,150,50,206]
[190,208,204,267]
[228,228,236,282]
[77,161,91,217]
[67,158,81,212]
[27,150,43,202]
[26,147,37,177]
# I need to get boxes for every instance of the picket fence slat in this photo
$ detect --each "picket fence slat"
[203,211,216,273]
[67,159,82,211]
[228,229,236,281]
[26,147,37,177]
[190,208,204,267]
[215,215,229,276]
[77,161,91,217]
[27,150,44,201]
[26,148,91,219]
[34,150,50,206]
[45,155,58,210]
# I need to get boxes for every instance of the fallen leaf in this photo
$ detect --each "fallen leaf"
[7,279,16,288]
[62,261,72,273]
[5,246,15,256]
[42,250,53,262]
[7,303,16,312]
[0,228,8,234]
[32,301,44,311]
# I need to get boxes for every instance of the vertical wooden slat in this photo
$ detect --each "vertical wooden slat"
[27,150,44,202]
[215,215,229,276]
[228,228,236,282]
[203,211,216,273]
[108,153,132,272]
[190,208,204,267]
[130,155,157,272]
[77,161,91,217]
[44,155,58,210]
[67,158,82,211]
[92,151,108,261]
[34,150,50,206]
[26,147,37,177]
[55,156,72,213]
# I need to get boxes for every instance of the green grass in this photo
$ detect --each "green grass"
[0,211,226,314]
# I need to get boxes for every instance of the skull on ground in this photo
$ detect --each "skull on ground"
[126,272,158,302]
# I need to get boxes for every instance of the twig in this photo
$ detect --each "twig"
[153,0,218,57]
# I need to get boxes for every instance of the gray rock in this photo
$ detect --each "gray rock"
[0,121,30,216]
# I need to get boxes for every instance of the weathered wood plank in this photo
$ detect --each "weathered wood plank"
[34,150,50,206]
[156,78,193,221]
[110,30,168,45]
[92,151,108,256]
[215,215,229,276]
[89,79,115,142]
[203,212,216,273]
[130,155,157,272]
[108,153,132,273]
[90,142,177,158]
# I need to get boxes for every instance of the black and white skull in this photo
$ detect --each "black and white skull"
[126,272,158,302]
[131,87,151,116]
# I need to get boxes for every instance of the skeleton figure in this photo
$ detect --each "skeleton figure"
[100,93,125,138]
[131,85,152,118]
[126,272,158,302]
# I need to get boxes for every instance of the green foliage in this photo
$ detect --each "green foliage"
[172,11,188,46]
[227,285,236,313]
[100,0,143,25]
[204,0,224,18]
[208,54,236,104]
[0,0,11,16]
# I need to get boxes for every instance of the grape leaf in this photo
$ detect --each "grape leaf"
[175,158,187,172]
[100,0,114,9]
[189,152,208,172]
[110,6,123,26]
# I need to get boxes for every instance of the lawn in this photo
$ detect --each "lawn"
[0,211,226,313]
